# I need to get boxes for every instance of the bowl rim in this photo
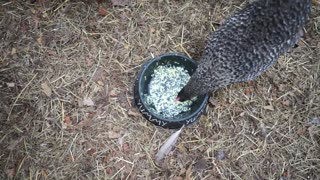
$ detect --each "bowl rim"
[134,52,209,128]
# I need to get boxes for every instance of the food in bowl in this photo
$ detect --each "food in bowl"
[143,65,196,118]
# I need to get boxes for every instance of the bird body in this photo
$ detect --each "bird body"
[177,0,311,101]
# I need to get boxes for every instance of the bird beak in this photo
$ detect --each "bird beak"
[175,97,181,101]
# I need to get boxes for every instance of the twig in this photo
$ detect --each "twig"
[61,101,66,129]
[168,35,192,58]
[180,25,192,58]
[86,48,102,89]
[7,73,38,121]
[110,166,125,179]
[15,156,26,178]
[54,0,70,12]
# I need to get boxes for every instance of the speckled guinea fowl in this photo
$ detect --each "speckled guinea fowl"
[177,0,311,101]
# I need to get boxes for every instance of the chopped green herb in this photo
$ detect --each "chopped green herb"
[144,65,195,118]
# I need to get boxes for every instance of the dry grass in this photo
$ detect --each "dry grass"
[0,0,319,179]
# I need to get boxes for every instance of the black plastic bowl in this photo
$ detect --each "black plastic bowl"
[133,53,209,129]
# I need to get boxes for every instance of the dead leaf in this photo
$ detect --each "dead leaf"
[128,109,140,117]
[87,112,96,119]
[282,99,290,106]
[98,6,108,16]
[77,119,94,128]
[5,167,16,178]
[86,58,94,67]
[11,48,17,55]
[92,68,106,82]
[41,82,52,97]
[177,143,187,153]
[245,88,251,96]
[111,0,132,6]
[193,158,207,171]
[91,82,103,95]
[297,127,306,136]
[263,105,274,111]
[209,98,216,106]
[281,170,289,179]
[6,82,15,88]
[185,164,193,180]
[37,35,44,45]
[97,81,104,86]
[31,8,36,14]
[41,169,48,178]
[47,50,55,56]
[105,167,112,175]
[7,138,23,150]
[179,168,186,175]
[64,116,72,126]
[87,148,96,156]
[42,12,48,18]
[108,131,121,139]
[109,89,118,97]
[122,142,130,152]
[31,15,40,28]
[312,0,319,5]
[103,154,110,163]
[83,97,95,106]
[278,84,286,91]
[150,27,155,33]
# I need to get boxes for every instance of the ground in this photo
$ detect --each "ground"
[0,0,320,179]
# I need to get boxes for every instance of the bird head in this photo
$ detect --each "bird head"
[176,87,193,102]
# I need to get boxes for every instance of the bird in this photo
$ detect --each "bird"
[176,0,311,101]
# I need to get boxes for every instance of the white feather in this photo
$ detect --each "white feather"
[155,126,184,163]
